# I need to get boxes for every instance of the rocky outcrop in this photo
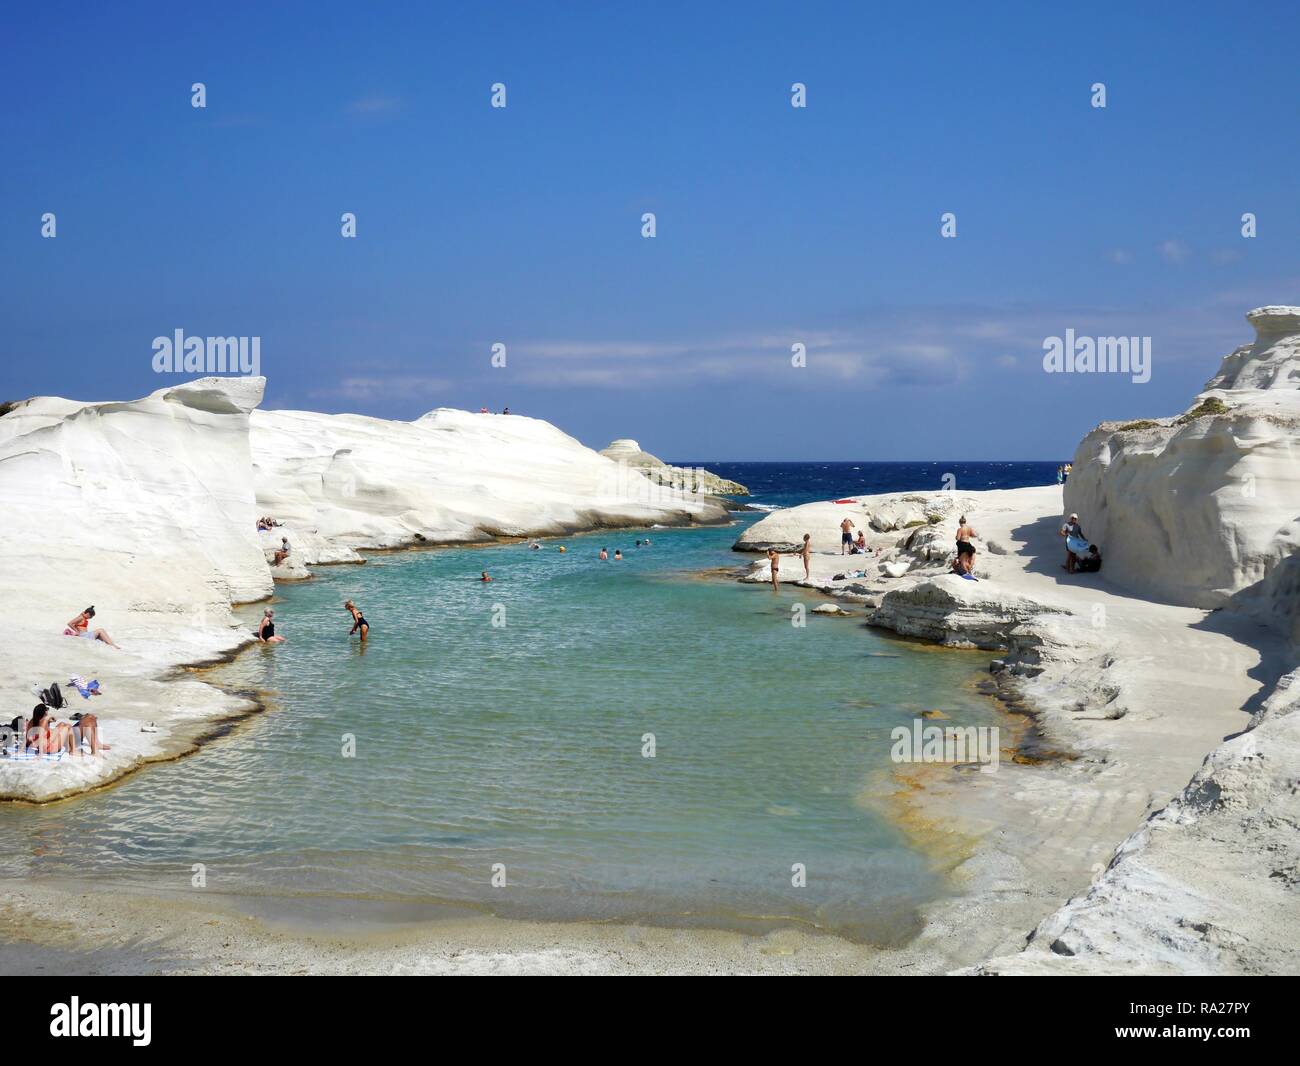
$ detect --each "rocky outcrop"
[1066,305,1300,643]
[733,492,969,553]
[980,667,1300,975]
[254,415,728,559]
[870,578,1066,650]
[599,439,748,497]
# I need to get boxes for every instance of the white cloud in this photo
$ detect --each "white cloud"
[1158,239,1191,264]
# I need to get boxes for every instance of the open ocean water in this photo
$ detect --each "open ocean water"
[0,462,1058,943]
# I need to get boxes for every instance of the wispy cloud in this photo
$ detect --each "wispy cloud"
[309,375,449,401]
[345,94,402,117]
[502,293,1285,392]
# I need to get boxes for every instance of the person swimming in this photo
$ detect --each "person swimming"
[480,571,492,582]
[344,600,369,640]
[614,550,623,560]
[599,548,608,561]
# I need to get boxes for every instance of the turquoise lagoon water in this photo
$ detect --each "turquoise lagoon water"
[0,512,1008,944]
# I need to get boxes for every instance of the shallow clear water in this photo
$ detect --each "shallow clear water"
[0,464,1050,943]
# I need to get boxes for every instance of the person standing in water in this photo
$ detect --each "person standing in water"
[344,600,369,641]
[599,548,609,561]
[839,517,855,555]
[766,549,781,590]
[801,533,813,580]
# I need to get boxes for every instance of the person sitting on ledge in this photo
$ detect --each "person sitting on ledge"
[272,537,291,566]
[1076,544,1103,573]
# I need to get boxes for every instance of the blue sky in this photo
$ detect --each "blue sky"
[2,1,1296,460]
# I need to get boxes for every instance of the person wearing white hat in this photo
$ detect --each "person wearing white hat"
[1060,512,1087,573]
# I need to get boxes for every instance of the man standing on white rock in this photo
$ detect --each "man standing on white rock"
[839,517,855,555]
[801,533,812,580]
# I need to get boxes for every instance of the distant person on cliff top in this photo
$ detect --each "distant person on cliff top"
[1063,463,1072,483]
[344,600,369,641]
[955,516,977,574]
[801,533,812,580]
[766,549,781,590]
[1060,513,1087,573]
[65,607,120,649]
[256,608,284,643]
[502,407,510,415]
[840,517,856,555]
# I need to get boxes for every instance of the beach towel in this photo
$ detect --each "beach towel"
[69,676,101,699]
[1,747,65,762]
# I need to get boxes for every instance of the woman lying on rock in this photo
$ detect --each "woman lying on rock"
[64,606,120,648]
[24,705,108,755]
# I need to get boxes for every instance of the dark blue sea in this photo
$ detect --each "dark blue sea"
[675,460,1061,509]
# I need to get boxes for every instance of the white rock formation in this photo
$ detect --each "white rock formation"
[1066,305,1300,643]
[254,414,726,557]
[599,438,749,497]
[0,378,727,801]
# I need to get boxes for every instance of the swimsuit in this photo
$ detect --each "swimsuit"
[262,622,275,638]
[956,540,974,557]
[841,531,852,544]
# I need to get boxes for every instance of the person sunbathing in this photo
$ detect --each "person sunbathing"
[25,705,105,755]
[65,607,120,648]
